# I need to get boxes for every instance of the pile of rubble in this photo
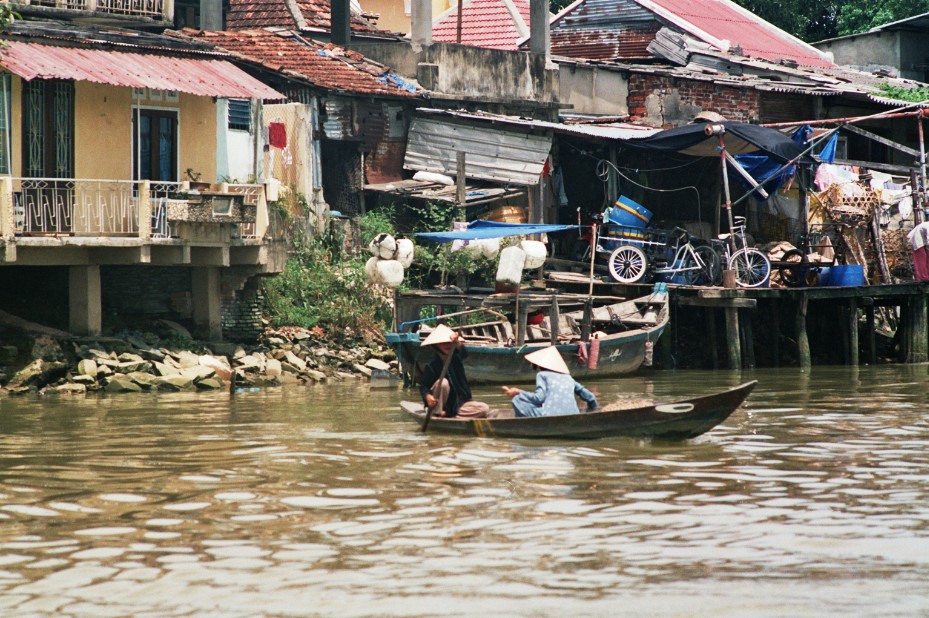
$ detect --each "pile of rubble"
[0,325,399,397]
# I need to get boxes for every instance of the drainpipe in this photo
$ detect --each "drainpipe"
[331,0,351,46]
[918,110,928,224]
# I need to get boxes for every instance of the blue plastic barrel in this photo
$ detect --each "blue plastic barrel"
[823,264,865,286]
[608,195,653,228]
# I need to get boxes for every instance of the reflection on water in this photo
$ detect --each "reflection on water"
[0,366,928,616]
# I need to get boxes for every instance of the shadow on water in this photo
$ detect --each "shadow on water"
[0,365,928,615]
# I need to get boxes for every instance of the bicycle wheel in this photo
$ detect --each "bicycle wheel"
[607,245,648,283]
[729,248,771,288]
[692,245,721,286]
[777,248,808,288]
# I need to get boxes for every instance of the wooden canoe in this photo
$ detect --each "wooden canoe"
[400,381,756,440]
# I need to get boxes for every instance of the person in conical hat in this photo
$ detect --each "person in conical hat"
[501,345,599,417]
[419,325,489,419]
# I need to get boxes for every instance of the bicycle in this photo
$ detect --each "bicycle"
[604,226,720,285]
[709,216,771,288]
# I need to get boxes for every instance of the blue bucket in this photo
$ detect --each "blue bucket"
[821,264,865,286]
[607,195,653,228]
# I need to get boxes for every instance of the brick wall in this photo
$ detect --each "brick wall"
[627,74,762,127]
[221,274,265,343]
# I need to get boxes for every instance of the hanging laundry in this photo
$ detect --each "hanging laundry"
[268,122,287,149]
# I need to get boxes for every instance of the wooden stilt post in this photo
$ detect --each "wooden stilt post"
[770,299,780,368]
[724,305,741,370]
[549,295,560,345]
[866,302,876,365]
[797,294,811,370]
[741,311,755,369]
[907,293,928,363]
[848,297,859,367]
[706,308,718,369]
[516,296,529,347]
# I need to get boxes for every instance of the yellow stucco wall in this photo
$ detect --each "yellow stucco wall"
[13,80,217,182]
[358,0,451,36]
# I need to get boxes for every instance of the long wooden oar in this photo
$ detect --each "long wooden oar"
[422,346,455,432]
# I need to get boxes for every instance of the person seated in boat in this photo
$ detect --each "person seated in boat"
[419,324,490,419]
[501,346,599,417]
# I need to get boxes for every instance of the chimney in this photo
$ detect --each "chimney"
[199,0,223,30]
[331,0,351,46]
[529,0,550,61]
[411,0,432,45]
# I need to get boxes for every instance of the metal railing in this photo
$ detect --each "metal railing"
[19,0,171,20]
[2,177,268,240]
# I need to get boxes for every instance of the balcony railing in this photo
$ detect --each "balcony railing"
[15,0,172,21]
[0,177,268,240]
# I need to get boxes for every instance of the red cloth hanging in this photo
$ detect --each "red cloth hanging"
[268,122,287,149]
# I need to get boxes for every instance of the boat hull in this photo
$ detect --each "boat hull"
[400,381,756,440]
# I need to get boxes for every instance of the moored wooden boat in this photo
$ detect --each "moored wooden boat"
[400,381,756,440]
[388,286,669,384]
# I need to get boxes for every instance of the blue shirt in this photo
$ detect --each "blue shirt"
[511,370,598,417]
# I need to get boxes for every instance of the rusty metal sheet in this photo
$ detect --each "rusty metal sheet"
[0,41,285,100]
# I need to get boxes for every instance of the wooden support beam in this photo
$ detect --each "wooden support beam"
[797,294,811,370]
[724,306,741,370]
[677,296,757,308]
[866,304,877,365]
[842,123,920,158]
[705,308,718,369]
[741,311,755,369]
[770,299,780,368]
[549,295,560,345]
[848,297,859,367]
[906,293,928,363]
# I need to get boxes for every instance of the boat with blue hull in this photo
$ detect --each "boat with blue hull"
[388,284,669,385]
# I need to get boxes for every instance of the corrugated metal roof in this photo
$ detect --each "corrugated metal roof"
[637,0,834,68]
[427,108,662,140]
[0,41,285,100]
[405,113,553,186]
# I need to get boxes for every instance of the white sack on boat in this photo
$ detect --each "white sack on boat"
[464,239,485,257]
[395,238,415,268]
[519,240,547,269]
[496,246,526,285]
[376,259,405,287]
[368,233,397,259]
[365,256,382,284]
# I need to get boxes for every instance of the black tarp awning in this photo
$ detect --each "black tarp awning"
[627,122,806,163]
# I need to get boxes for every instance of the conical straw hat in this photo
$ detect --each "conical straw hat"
[524,346,570,374]
[421,324,456,347]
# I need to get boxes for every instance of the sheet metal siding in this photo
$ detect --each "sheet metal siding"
[405,118,552,186]
[555,0,654,30]
[322,98,354,140]
[0,41,284,100]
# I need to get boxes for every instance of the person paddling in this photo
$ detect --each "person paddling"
[501,346,599,417]
[419,324,490,419]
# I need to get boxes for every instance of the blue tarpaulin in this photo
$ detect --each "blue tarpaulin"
[415,220,578,243]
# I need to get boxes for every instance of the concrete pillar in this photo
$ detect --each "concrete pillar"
[331,0,351,46]
[411,0,432,45]
[69,265,102,336]
[192,267,222,341]
[529,0,550,60]
[199,0,223,30]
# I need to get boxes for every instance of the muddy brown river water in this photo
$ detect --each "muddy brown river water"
[0,365,928,616]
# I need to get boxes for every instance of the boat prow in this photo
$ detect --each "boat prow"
[400,381,756,440]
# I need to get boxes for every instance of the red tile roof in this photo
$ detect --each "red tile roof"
[177,29,419,97]
[433,0,532,50]
[225,0,380,34]
[639,0,833,67]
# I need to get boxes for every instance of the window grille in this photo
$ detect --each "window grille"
[228,99,251,131]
